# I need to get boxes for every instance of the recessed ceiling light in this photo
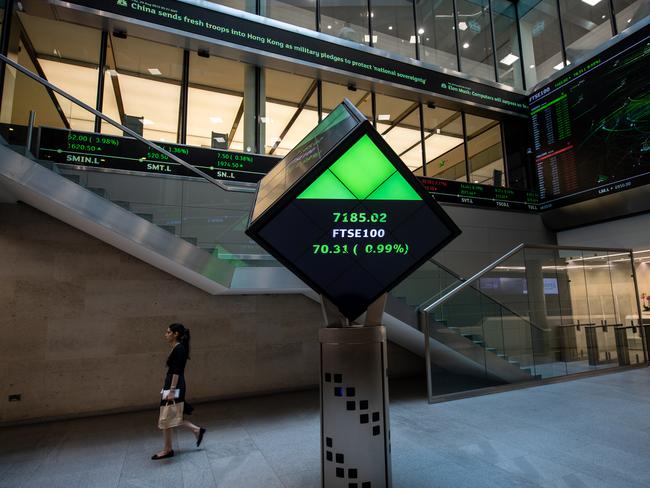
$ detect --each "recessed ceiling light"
[364,35,378,43]
[260,117,272,123]
[529,64,535,69]
[327,25,331,29]
[388,26,393,30]
[142,119,154,125]
[209,116,223,124]
[159,138,166,141]
[581,0,602,6]
[417,28,425,35]
[602,15,606,19]
[458,22,468,31]
[462,42,470,49]
[627,18,632,23]
[409,35,416,44]
[500,53,520,66]
[147,68,162,75]
[377,114,391,121]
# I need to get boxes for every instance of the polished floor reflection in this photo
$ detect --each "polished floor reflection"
[2,369,650,487]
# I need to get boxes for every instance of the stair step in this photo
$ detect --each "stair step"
[112,200,131,210]
[87,187,107,198]
[62,173,81,184]
[136,213,154,222]
[182,236,198,246]
[158,225,176,234]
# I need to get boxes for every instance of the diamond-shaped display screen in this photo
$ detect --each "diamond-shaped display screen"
[247,100,460,320]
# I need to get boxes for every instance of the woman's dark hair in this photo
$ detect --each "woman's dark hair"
[169,323,191,359]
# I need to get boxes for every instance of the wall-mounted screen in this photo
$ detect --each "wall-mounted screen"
[530,26,650,210]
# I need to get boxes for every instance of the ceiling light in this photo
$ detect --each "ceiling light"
[553,60,571,70]
[209,116,223,124]
[142,119,154,125]
[377,114,391,121]
[159,138,166,141]
[627,18,632,23]
[327,25,331,29]
[417,28,425,35]
[602,15,606,19]
[260,117,271,123]
[108,69,119,76]
[409,35,416,44]
[147,68,162,75]
[500,53,519,66]
[388,26,393,30]
[462,42,470,49]
[529,64,535,69]
[364,35,378,43]
[581,0,602,6]
[458,22,468,31]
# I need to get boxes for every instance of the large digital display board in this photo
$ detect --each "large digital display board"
[530,25,650,210]
[55,0,528,114]
[37,127,278,183]
[246,100,460,320]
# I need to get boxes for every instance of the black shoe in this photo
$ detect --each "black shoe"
[151,450,174,460]
[196,428,206,447]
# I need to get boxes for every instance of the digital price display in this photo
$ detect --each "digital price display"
[246,100,460,320]
[37,127,278,183]
[529,26,650,209]
[418,177,540,211]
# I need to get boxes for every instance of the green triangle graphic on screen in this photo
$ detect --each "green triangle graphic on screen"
[297,133,421,201]
[329,134,396,200]
[367,171,422,201]
[297,169,357,199]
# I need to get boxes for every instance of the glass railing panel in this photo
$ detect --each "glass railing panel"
[498,308,539,377]
[0,61,280,271]
[391,259,462,310]
[479,248,530,320]
[608,251,639,326]
[582,249,618,326]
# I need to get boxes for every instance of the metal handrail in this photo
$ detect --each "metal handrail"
[0,53,256,193]
[420,243,525,314]
[420,242,636,315]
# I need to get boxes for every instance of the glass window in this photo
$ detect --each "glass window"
[560,0,613,64]
[419,105,465,180]
[187,53,245,151]
[613,0,650,33]
[17,14,101,131]
[320,0,369,45]
[519,0,564,87]
[373,0,417,59]
[465,114,504,186]
[376,94,421,168]
[492,0,523,89]
[204,0,247,12]
[265,68,319,155]
[415,0,458,71]
[102,35,183,142]
[322,81,372,122]
[456,0,496,81]
[265,0,316,30]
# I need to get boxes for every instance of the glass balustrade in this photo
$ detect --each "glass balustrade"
[0,59,280,271]
[420,244,646,401]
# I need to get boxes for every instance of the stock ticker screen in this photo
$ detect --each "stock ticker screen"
[530,28,650,209]
[246,101,460,320]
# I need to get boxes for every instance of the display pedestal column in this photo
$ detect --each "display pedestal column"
[319,326,392,488]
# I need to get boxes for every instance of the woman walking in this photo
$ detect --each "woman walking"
[152,323,206,460]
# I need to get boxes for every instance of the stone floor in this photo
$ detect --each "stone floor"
[2,367,650,488]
